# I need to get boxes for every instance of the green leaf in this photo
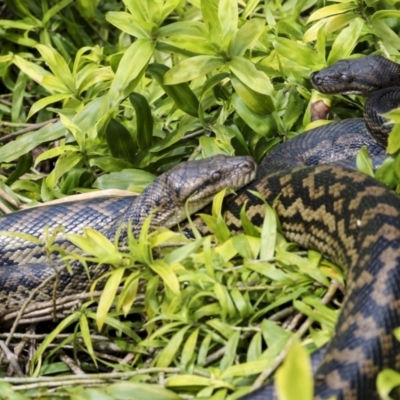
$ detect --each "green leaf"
[148,63,199,117]
[181,328,199,369]
[307,3,358,23]
[93,169,155,190]
[5,152,32,185]
[129,93,153,150]
[218,0,238,52]
[303,13,357,43]
[96,268,125,331]
[275,340,313,400]
[105,118,138,164]
[42,0,73,25]
[12,54,51,85]
[35,44,75,93]
[105,382,182,400]
[106,12,154,38]
[201,0,222,47]
[107,39,156,107]
[356,146,374,177]
[327,18,364,65]
[371,10,400,22]
[79,313,97,367]
[0,121,66,162]
[163,55,225,85]
[149,259,180,295]
[229,56,274,97]
[231,94,274,136]
[156,326,190,367]
[274,37,320,67]
[28,93,71,120]
[230,18,265,57]
[231,75,274,115]
[220,331,240,370]
[377,369,400,399]
[260,202,277,261]
[46,152,83,188]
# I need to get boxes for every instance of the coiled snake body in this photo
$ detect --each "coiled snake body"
[1,55,400,399]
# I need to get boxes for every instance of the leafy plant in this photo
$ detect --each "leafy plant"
[1,0,400,398]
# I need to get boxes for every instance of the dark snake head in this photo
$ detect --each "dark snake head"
[130,155,257,234]
[311,55,400,95]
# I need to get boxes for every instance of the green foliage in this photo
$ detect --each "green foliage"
[1,0,400,398]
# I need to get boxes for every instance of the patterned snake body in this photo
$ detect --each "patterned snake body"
[1,55,400,399]
[0,155,257,315]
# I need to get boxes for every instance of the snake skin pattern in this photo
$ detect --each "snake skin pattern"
[233,55,400,400]
[0,155,257,316]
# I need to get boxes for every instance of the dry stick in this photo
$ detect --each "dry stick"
[250,281,339,391]
[0,118,59,143]
[2,367,182,384]
[0,341,24,377]
[6,335,28,376]
[4,269,67,348]
[57,350,85,375]
[2,290,118,321]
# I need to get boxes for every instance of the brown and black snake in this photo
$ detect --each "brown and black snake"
[1,55,400,399]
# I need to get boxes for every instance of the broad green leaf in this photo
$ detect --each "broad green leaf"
[180,328,199,369]
[388,124,400,154]
[107,39,156,107]
[377,369,400,399]
[36,44,75,93]
[148,63,199,117]
[105,382,181,400]
[5,152,32,185]
[275,340,313,400]
[221,358,272,378]
[96,268,125,330]
[0,121,66,162]
[123,0,148,22]
[28,93,71,120]
[274,37,319,67]
[371,10,400,22]
[160,0,181,22]
[42,0,73,25]
[13,54,50,85]
[231,94,273,136]
[220,331,240,370]
[201,0,222,47]
[46,152,83,188]
[260,203,277,261]
[218,0,238,52]
[129,93,153,150]
[106,12,154,38]
[76,0,100,19]
[163,55,225,85]
[166,375,234,389]
[231,75,274,115]
[328,18,364,64]
[157,21,207,38]
[149,259,180,295]
[93,169,155,190]
[230,18,265,57]
[105,118,138,164]
[303,13,357,42]
[229,56,274,96]
[356,146,374,177]
[79,313,97,367]
[156,326,191,367]
[307,3,358,23]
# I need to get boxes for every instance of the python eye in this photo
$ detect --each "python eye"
[212,172,221,181]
